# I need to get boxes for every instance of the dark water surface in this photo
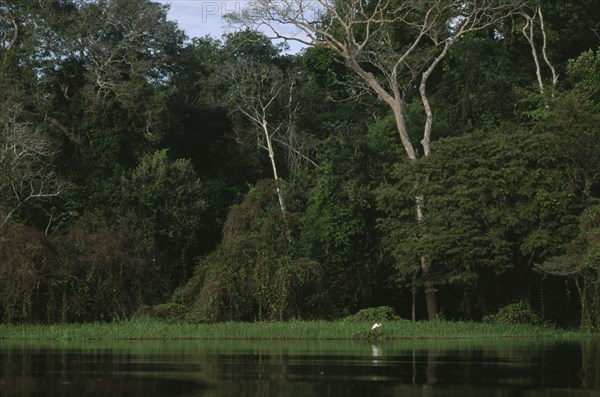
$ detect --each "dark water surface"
[0,338,599,396]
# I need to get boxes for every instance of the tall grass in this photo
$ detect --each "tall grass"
[0,318,592,342]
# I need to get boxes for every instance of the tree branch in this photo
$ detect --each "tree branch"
[1,0,19,51]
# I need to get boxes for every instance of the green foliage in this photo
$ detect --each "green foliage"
[0,214,151,323]
[298,132,393,315]
[538,205,600,329]
[6,0,185,215]
[566,47,600,101]
[120,149,205,244]
[299,46,345,89]
[378,126,580,316]
[77,0,184,98]
[52,213,152,322]
[0,224,57,323]
[431,37,526,135]
[1,0,599,328]
[536,0,600,68]
[119,149,206,287]
[174,180,326,322]
[343,306,401,323]
[483,301,543,326]
[530,60,600,335]
[222,29,287,61]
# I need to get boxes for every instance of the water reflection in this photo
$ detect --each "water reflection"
[0,338,598,397]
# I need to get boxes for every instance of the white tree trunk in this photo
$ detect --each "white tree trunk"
[261,119,287,218]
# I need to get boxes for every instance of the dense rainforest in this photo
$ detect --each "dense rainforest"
[0,0,599,329]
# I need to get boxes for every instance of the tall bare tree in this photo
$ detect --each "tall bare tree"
[521,5,558,95]
[231,0,524,319]
[223,59,294,224]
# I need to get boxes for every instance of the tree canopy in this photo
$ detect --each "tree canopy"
[1,0,599,328]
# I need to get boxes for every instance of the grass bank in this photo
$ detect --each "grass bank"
[0,319,594,342]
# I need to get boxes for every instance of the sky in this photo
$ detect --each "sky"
[156,0,308,53]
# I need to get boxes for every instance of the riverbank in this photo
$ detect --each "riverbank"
[0,318,595,342]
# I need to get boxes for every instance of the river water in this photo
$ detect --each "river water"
[0,338,598,396]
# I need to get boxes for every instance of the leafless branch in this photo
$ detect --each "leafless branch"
[233,0,524,160]
[1,106,64,229]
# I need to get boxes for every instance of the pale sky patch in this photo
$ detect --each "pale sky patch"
[156,0,308,53]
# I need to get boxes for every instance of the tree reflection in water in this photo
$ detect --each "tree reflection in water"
[0,339,598,397]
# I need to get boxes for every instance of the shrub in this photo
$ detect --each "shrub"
[483,300,543,325]
[0,214,152,323]
[0,224,56,323]
[343,306,400,323]
[53,213,151,322]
